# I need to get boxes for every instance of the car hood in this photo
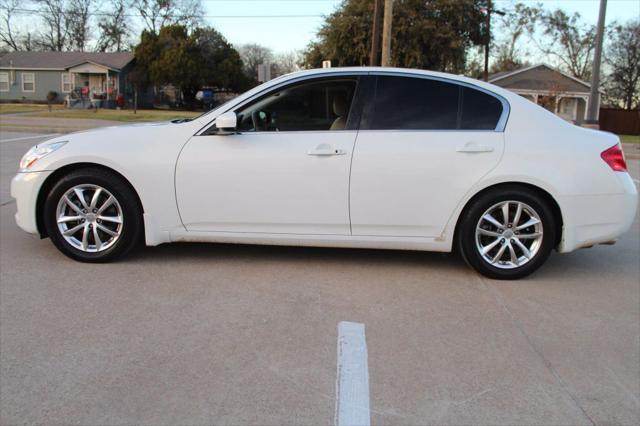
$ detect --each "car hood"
[26,119,202,173]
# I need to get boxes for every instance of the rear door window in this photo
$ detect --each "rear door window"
[366,76,459,130]
[363,75,504,131]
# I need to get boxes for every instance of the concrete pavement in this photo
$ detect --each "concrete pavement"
[0,129,639,425]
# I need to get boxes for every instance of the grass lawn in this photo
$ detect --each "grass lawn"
[26,108,202,122]
[0,103,65,114]
[619,134,640,144]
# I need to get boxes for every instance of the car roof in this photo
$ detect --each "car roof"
[277,67,518,101]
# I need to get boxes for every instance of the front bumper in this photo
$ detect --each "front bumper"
[558,173,638,253]
[10,171,52,235]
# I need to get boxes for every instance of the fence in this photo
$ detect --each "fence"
[599,108,640,135]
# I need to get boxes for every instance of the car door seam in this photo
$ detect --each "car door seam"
[173,133,197,232]
[347,131,359,236]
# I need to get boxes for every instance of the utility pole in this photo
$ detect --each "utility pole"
[381,0,393,66]
[483,0,505,81]
[587,0,607,123]
[369,0,382,66]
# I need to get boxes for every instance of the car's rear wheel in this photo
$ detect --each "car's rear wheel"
[43,168,142,262]
[457,186,557,280]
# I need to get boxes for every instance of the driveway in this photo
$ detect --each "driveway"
[1,129,639,425]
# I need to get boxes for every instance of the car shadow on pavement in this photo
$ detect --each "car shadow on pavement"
[109,235,639,283]
[123,236,635,280]
[127,241,467,270]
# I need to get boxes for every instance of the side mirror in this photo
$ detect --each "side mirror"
[215,111,237,135]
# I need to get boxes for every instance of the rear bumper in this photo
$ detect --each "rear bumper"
[10,171,52,235]
[558,173,638,253]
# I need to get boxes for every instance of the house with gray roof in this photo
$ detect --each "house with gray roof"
[489,64,597,124]
[0,51,135,106]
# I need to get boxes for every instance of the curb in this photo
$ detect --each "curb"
[622,143,640,160]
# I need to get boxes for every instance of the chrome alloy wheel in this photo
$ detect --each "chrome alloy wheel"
[55,184,123,253]
[475,201,543,269]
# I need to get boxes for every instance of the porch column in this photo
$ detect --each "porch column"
[69,72,75,108]
[583,96,589,121]
[555,96,563,113]
[105,69,109,103]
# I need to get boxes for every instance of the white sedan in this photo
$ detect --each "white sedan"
[11,67,638,279]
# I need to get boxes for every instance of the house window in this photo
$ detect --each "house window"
[22,73,35,92]
[0,72,8,92]
[61,73,72,92]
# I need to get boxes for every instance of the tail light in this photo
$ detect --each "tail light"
[601,144,627,172]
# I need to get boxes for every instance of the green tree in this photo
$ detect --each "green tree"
[133,25,247,108]
[148,25,202,104]
[194,27,251,92]
[604,19,640,110]
[301,0,486,73]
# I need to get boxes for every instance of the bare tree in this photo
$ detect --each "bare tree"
[604,19,640,110]
[491,3,540,73]
[274,50,301,75]
[536,9,596,81]
[21,32,35,51]
[35,0,68,51]
[0,0,21,50]
[132,0,203,34]
[96,0,130,51]
[66,0,92,51]
[238,43,273,79]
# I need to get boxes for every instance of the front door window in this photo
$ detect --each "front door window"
[235,78,357,132]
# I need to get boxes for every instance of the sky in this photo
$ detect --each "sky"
[202,0,640,53]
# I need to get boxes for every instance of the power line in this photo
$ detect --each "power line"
[0,7,325,19]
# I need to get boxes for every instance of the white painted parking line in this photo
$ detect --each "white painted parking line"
[0,134,60,142]
[335,321,370,426]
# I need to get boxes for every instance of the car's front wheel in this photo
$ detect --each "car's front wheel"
[43,168,142,262]
[457,186,557,280]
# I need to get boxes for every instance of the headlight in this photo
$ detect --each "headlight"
[19,141,67,171]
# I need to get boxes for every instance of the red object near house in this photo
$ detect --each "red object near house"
[116,94,125,108]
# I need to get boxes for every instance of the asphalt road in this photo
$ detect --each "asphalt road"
[1,130,639,425]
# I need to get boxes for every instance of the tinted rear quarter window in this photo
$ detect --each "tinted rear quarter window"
[461,87,503,130]
[369,76,459,130]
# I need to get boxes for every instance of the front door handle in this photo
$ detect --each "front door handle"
[456,142,495,153]
[307,144,346,156]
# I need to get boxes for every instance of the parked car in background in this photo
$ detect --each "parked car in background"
[195,87,215,109]
[10,67,637,279]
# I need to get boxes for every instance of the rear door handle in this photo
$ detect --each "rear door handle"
[307,145,346,156]
[456,143,494,153]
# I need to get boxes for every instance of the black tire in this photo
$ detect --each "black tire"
[457,185,557,280]
[43,168,143,262]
